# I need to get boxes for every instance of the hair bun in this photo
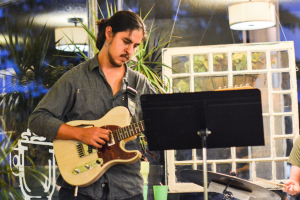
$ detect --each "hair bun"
[96,19,109,27]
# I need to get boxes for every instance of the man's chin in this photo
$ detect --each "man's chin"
[112,61,123,68]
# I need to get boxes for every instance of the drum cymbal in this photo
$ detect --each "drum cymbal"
[180,170,284,200]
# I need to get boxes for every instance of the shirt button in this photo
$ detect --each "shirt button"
[102,184,105,187]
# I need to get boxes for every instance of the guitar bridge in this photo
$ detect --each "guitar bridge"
[76,142,97,157]
[72,158,103,175]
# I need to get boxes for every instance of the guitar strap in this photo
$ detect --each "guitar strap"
[125,75,156,160]
[125,77,137,117]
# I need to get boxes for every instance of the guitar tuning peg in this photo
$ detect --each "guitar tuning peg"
[246,83,249,86]
[218,87,222,89]
[234,85,238,88]
[229,86,233,89]
[224,86,227,88]
[240,84,243,87]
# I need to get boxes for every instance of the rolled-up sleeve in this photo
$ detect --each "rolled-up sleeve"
[289,137,300,168]
[28,70,76,141]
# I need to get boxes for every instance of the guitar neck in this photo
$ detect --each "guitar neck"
[114,121,145,142]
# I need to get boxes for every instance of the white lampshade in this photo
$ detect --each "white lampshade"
[228,1,276,30]
[55,27,89,52]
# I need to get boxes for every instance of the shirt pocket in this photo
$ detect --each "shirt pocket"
[73,88,110,119]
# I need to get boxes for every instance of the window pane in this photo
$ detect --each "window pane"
[216,163,231,175]
[172,55,189,74]
[275,138,293,157]
[173,77,190,93]
[272,72,290,90]
[273,94,292,113]
[232,52,247,71]
[256,162,272,180]
[193,54,208,72]
[276,161,288,180]
[194,76,228,92]
[213,53,228,71]
[175,165,193,183]
[252,117,270,158]
[252,52,266,70]
[197,164,213,171]
[236,147,248,159]
[232,74,259,88]
[197,148,231,160]
[236,163,250,180]
[233,73,269,113]
[271,50,289,69]
[175,150,192,161]
[274,116,293,135]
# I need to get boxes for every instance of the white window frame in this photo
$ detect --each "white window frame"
[162,41,299,193]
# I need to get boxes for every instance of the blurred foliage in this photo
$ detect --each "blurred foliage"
[193,55,208,72]
[232,52,247,71]
[0,119,48,200]
[1,17,73,137]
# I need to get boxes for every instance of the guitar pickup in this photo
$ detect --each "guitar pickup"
[76,142,97,157]
[72,158,103,175]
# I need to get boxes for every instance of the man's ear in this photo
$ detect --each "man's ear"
[105,26,113,41]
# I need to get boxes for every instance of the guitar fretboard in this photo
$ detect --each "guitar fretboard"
[113,121,145,142]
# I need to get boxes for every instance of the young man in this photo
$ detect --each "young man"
[29,11,155,200]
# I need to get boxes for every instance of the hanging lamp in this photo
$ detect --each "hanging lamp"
[228,1,276,30]
[55,18,89,52]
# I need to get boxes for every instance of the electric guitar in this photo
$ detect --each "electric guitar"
[53,106,144,187]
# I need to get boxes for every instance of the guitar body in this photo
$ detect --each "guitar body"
[53,106,142,187]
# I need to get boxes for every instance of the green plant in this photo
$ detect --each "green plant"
[232,52,247,71]
[0,118,48,200]
[0,131,22,200]
[1,18,71,136]
[0,17,71,199]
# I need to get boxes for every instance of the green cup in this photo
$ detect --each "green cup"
[143,186,148,200]
[153,185,168,200]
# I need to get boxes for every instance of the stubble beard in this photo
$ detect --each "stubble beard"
[107,43,128,68]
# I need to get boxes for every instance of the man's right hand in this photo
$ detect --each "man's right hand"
[283,179,300,196]
[282,165,300,197]
[78,127,110,148]
[55,124,110,148]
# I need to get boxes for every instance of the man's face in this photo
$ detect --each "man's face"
[107,29,143,68]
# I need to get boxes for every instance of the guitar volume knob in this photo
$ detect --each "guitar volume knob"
[74,169,80,174]
[85,164,90,169]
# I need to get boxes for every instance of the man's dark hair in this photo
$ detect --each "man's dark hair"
[96,10,147,50]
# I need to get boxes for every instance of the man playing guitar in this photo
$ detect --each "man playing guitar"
[29,11,155,200]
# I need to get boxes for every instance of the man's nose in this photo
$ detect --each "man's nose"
[126,44,135,56]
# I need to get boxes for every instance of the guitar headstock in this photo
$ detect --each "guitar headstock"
[214,84,253,91]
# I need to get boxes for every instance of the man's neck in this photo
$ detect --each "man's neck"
[97,49,125,96]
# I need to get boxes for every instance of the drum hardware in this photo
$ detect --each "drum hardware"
[180,170,284,200]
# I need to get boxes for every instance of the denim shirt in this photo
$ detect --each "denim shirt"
[28,55,156,200]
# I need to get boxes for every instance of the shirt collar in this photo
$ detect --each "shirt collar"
[89,54,130,86]
[88,54,101,71]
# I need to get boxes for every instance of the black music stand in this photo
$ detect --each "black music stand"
[140,89,264,200]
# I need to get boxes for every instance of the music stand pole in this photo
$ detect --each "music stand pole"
[198,129,211,200]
